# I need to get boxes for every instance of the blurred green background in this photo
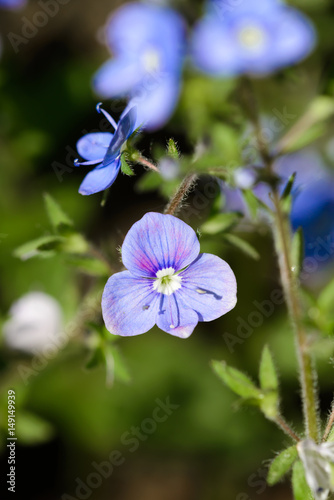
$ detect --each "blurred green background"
[1,1,334,499]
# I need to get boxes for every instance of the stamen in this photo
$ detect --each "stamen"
[96,102,118,131]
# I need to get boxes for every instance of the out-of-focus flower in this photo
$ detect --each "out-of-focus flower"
[158,157,180,181]
[297,439,334,500]
[3,292,63,355]
[0,0,26,8]
[221,151,334,265]
[93,2,185,131]
[74,103,136,196]
[191,0,315,76]
[102,212,237,338]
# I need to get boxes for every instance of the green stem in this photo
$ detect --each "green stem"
[271,191,319,441]
[241,79,319,441]
[275,415,300,442]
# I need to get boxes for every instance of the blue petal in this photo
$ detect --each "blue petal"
[0,0,26,8]
[77,132,113,161]
[121,212,200,278]
[179,253,237,322]
[156,293,199,338]
[191,19,240,76]
[126,77,181,131]
[79,158,121,196]
[102,107,136,166]
[102,271,159,336]
[272,8,316,68]
[93,58,142,98]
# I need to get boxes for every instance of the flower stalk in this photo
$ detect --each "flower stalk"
[164,173,198,216]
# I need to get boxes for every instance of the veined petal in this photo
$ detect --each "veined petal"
[126,76,181,131]
[102,107,137,166]
[156,293,199,338]
[179,253,237,321]
[121,212,200,278]
[77,132,113,161]
[79,158,121,196]
[93,58,142,98]
[102,271,159,336]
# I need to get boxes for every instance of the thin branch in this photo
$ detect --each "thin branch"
[322,405,334,442]
[275,415,301,442]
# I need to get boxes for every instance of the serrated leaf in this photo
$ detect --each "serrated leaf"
[291,227,304,277]
[16,411,54,445]
[14,235,63,260]
[66,256,110,276]
[260,346,279,392]
[211,360,261,399]
[201,213,241,235]
[121,154,135,176]
[292,460,314,500]
[167,138,179,159]
[267,446,298,485]
[44,193,73,233]
[223,234,260,260]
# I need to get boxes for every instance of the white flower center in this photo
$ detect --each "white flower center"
[237,25,266,51]
[142,48,161,74]
[153,267,182,295]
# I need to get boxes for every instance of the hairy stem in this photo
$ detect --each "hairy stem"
[241,79,319,442]
[275,415,300,442]
[135,155,160,173]
[164,173,198,216]
[322,405,334,442]
[271,191,319,442]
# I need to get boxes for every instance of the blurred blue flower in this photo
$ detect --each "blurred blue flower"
[222,151,334,265]
[74,104,136,196]
[93,2,185,131]
[102,212,237,338]
[191,0,316,76]
[0,0,26,8]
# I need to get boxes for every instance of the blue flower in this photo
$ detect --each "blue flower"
[102,212,237,338]
[0,0,26,8]
[74,104,136,196]
[191,0,316,76]
[93,2,185,131]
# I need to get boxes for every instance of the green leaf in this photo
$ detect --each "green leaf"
[16,411,54,445]
[291,228,304,277]
[14,235,63,260]
[318,278,334,313]
[167,138,179,159]
[61,233,90,254]
[135,171,161,192]
[211,360,261,399]
[85,345,105,370]
[259,346,279,392]
[66,256,110,276]
[281,173,296,200]
[201,213,241,235]
[44,193,73,233]
[267,446,298,485]
[292,460,313,500]
[120,153,135,176]
[223,234,260,260]
[242,189,260,220]
[278,96,334,154]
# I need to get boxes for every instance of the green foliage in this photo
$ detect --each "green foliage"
[16,411,54,445]
[291,228,305,277]
[267,445,298,485]
[259,346,279,392]
[292,461,314,500]
[211,360,261,400]
[223,234,260,260]
[167,138,180,159]
[44,193,73,233]
[65,256,110,277]
[14,235,64,260]
[201,213,241,235]
[121,153,135,176]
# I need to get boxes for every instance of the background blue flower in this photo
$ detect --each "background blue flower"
[74,104,136,196]
[93,2,186,131]
[102,212,237,338]
[191,0,316,76]
[0,0,26,7]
